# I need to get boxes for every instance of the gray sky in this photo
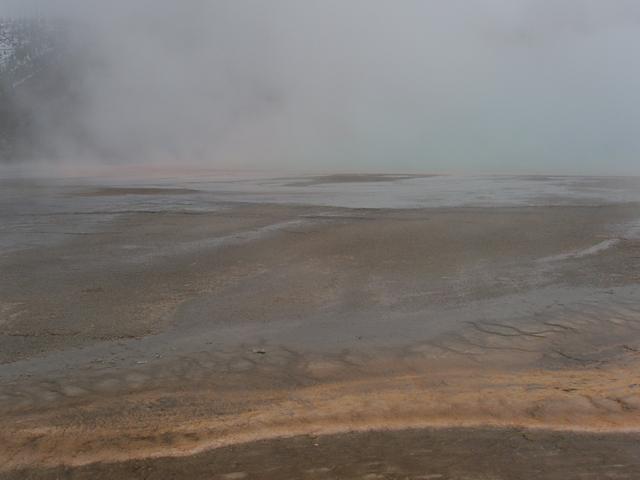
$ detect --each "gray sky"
[3,0,640,174]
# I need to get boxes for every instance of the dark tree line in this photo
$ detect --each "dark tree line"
[0,18,63,163]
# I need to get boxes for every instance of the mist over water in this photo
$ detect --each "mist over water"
[2,1,640,174]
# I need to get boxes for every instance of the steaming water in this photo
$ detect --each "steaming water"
[1,174,640,254]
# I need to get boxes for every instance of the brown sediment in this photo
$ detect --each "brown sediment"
[2,356,640,471]
[3,203,638,363]
[6,427,640,480]
[1,195,640,477]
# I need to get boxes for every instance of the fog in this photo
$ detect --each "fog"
[2,0,640,174]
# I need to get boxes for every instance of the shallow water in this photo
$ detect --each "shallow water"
[183,174,640,209]
[2,174,640,254]
[2,174,640,474]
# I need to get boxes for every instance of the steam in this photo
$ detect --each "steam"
[2,0,640,174]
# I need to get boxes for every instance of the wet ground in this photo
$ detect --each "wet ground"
[7,428,640,480]
[1,173,640,478]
